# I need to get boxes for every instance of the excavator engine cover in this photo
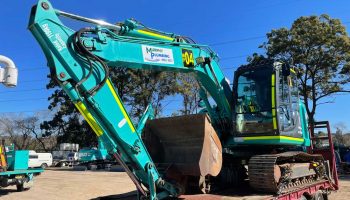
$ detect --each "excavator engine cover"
[143,114,222,178]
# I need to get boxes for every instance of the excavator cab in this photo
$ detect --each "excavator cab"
[232,61,307,146]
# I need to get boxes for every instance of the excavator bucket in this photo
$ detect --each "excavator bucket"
[143,114,222,179]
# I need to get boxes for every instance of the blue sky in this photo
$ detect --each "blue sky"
[0,0,349,131]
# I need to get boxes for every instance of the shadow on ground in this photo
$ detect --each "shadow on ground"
[339,174,350,181]
[47,166,125,172]
[90,191,138,200]
[0,188,29,197]
[91,181,271,200]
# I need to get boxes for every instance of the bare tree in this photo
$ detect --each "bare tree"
[0,115,34,150]
[333,122,349,146]
[0,113,56,151]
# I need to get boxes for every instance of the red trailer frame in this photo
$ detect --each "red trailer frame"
[308,121,339,190]
[275,121,339,199]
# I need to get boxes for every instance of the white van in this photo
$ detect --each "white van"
[28,151,53,169]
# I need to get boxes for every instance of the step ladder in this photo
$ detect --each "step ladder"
[308,121,339,190]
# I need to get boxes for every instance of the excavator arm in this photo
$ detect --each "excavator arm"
[28,0,233,199]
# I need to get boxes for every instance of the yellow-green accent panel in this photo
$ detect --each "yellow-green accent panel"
[137,30,173,41]
[271,74,277,130]
[244,136,304,142]
[75,102,104,137]
[234,135,304,145]
[106,80,136,133]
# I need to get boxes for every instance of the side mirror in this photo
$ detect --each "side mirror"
[282,63,291,77]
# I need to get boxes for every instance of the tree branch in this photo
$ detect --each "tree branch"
[316,90,350,101]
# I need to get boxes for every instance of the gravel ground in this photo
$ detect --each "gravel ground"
[0,168,348,200]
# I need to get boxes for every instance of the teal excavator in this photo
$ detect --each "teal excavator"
[28,1,338,199]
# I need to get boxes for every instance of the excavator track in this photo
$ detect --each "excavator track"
[248,152,328,194]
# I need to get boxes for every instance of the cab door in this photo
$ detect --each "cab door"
[276,68,301,137]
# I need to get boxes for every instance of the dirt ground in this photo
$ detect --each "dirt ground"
[0,168,349,200]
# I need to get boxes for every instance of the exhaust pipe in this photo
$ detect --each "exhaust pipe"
[0,55,18,87]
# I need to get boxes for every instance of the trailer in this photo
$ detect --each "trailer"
[179,121,338,200]
[0,168,43,191]
[0,145,43,191]
[178,180,333,199]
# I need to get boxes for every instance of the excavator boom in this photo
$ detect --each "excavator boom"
[28,0,232,199]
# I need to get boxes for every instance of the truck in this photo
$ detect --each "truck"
[52,143,79,167]
[28,1,339,199]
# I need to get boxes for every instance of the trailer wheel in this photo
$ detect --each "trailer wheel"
[312,191,324,200]
[16,183,24,192]
[88,164,97,171]
[104,164,112,170]
[322,192,329,200]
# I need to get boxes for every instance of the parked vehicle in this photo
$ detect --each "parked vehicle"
[67,152,79,162]
[0,144,43,191]
[28,151,53,169]
[52,143,79,167]
[74,139,116,170]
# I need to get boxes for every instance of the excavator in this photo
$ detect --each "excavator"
[28,0,338,199]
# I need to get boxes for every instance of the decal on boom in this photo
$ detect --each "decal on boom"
[182,49,195,67]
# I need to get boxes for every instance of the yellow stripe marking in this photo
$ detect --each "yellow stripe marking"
[137,30,173,41]
[290,68,296,74]
[75,102,103,137]
[271,74,277,129]
[243,136,304,142]
[271,74,275,108]
[106,80,136,133]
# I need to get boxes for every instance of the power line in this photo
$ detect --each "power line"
[21,67,48,72]
[0,109,50,114]
[220,54,250,61]
[210,36,265,46]
[0,98,47,103]
[21,79,49,83]
[0,88,47,94]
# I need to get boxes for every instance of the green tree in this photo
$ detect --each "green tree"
[254,14,350,125]
[177,73,200,115]
[127,70,179,119]
[39,82,96,148]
